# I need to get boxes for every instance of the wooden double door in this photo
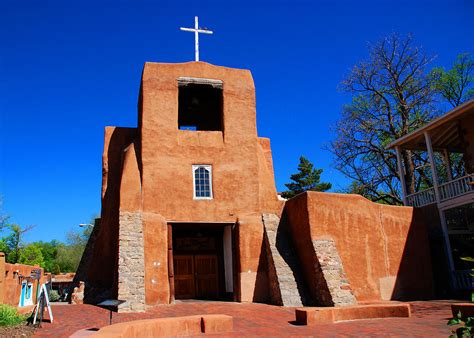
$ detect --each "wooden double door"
[174,254,219,299]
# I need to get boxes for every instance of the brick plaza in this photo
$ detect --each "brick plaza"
[33,300,454,337]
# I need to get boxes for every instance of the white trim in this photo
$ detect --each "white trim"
[192,164,213,199]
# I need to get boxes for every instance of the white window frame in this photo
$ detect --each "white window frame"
[193,165,213,200]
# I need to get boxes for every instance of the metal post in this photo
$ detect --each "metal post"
[395,146,408,205]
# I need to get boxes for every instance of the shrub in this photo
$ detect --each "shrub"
[48,290,60,302]
[448,311,473,337]
[0,304,26,326]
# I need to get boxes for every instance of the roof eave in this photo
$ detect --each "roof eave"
[386,99,474,150]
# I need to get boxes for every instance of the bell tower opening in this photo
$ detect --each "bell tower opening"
[178,77,223,131]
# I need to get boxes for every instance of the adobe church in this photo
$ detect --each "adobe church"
[82,60,435,312]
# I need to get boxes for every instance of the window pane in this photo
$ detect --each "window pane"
[194,166,212,198]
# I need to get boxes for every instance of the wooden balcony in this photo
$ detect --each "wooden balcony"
[406,187,436,208]
[406,174,474,208]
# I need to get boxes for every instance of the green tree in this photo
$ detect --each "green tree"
[34,241,60,272]
[0,200,95,273]
[18,244,44,266]
[330,33,440,204]
[54,226,92,273]
[51,263,61,275]
[281,156,331,199]
[431,53,474,107]
[0,239,9,257]
[0,223,35,263]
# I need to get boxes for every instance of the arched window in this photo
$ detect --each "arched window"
[193,165,213,199]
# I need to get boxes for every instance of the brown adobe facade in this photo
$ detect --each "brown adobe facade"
[83,61,434,312]
[0,253,45,308]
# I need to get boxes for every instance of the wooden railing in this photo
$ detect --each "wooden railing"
[453,270,474,290]
[406,187,436,207]
[439,174,474,201]
[405,174,474,207]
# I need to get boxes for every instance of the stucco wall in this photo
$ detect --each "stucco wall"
[284,192,434,302]
[138,62,281,220]
[136,62,281,305]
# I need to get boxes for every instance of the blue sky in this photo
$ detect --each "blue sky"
[1,0,473,242]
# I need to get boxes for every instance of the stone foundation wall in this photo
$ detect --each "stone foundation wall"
[312,239,356,306]
[262,214,284,305]
[262,213,308,306]
[118,211,145,312]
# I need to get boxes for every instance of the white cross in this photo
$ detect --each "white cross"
[180,16,213,62]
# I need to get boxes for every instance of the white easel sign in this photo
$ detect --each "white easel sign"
[33,283,53,325]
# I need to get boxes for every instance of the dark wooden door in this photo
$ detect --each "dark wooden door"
[173,254,219,299]
[174,255,195,299]
[194,254,218,299]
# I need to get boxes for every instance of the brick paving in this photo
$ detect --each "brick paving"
[33,300,454,337]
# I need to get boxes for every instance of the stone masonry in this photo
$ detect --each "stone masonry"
[312,239,357,306]
[118,211,146,312]
[262,213,307,307]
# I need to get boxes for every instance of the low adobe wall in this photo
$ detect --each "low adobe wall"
[295,303,411,324]
[0,253,45,307]
[92,314,233,337]
[283,192,434,303]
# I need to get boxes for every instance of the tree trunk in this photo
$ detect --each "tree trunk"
[402,149,416,195]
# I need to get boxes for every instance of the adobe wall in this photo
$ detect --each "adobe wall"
[136,62,282,305]
[86,127,137,303]
[0,253,45,307]
[284,192,434,302]
[138,62,280,220]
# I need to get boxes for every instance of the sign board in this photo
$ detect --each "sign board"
[97,299,126,325]
[30,269,41,280]
[32,283,53,326]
